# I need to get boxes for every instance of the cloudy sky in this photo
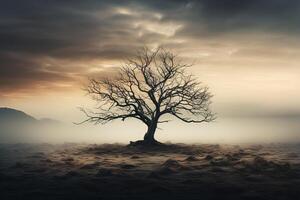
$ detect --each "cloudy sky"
[1,0,300,142]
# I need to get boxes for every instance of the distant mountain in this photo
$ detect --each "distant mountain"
[0,108,62,142]
[0,107,60,125]
[0,107,37,123]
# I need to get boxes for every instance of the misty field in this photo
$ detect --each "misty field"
[1,143,300,200]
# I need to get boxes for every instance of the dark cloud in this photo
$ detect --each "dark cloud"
[0,52,74,94]
[1,0,300,95]
[167,0,300,37]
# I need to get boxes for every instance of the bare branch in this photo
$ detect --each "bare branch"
[80,47,215,140]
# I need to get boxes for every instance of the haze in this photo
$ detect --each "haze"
[1,0,300,143]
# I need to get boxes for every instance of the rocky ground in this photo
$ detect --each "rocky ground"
[0,143,300,200]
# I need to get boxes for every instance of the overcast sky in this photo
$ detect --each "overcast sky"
[1,0,300,125]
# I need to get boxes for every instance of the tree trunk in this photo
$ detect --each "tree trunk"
[143,122,157,144]
[128,121,162,147]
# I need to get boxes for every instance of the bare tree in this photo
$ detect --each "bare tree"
[80,48,215,145]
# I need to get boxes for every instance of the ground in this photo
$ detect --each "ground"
[0,143,300,200]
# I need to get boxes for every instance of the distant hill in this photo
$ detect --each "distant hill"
[0,107,62,142]
[0,107,37,123]
[0,107,60,125]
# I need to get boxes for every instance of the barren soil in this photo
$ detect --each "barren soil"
[1,143,300,200]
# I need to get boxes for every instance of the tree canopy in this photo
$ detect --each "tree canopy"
[80,48,215,145]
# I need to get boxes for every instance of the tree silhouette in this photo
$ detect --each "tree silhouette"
[80,48,215,145]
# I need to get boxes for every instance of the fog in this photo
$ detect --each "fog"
[1,116,299,144]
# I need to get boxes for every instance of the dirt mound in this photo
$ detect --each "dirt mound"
[209,156,232,166]
[252,156,291,171]
[236,156,291,173]
[80,162,100,170]
[118,163,136,169]
[163,159,185,168]
[184,155,199,161]
[151,159,190,176]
